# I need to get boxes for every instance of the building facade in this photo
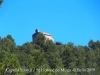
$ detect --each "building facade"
[32,29,54,42]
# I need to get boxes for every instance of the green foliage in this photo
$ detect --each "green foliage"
[0,35,16,53]
[0,51,24,75]
[21,42,34,54]
[33,33,46,48]
[88,40,100,50]
[0,34,100,75]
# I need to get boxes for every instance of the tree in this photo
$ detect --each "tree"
[56,42,62,45]
[21,42,34,54]
[0,0,3,6]
[33,33,46,48]
[0,51,24,75]
[0,35,16,53]
[44,40,64,70]
[0,34,100,75]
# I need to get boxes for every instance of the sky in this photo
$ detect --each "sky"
[0,0,100,46]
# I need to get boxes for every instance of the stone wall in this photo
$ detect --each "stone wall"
[32,29,54,42]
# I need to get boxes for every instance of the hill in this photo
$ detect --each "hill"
[0,34,100,75]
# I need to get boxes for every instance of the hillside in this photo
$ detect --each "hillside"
[0,34,100,75]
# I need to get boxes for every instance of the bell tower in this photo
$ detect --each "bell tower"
[35,29,39,33]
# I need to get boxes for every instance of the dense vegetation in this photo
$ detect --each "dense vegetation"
[0,33,100,75]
